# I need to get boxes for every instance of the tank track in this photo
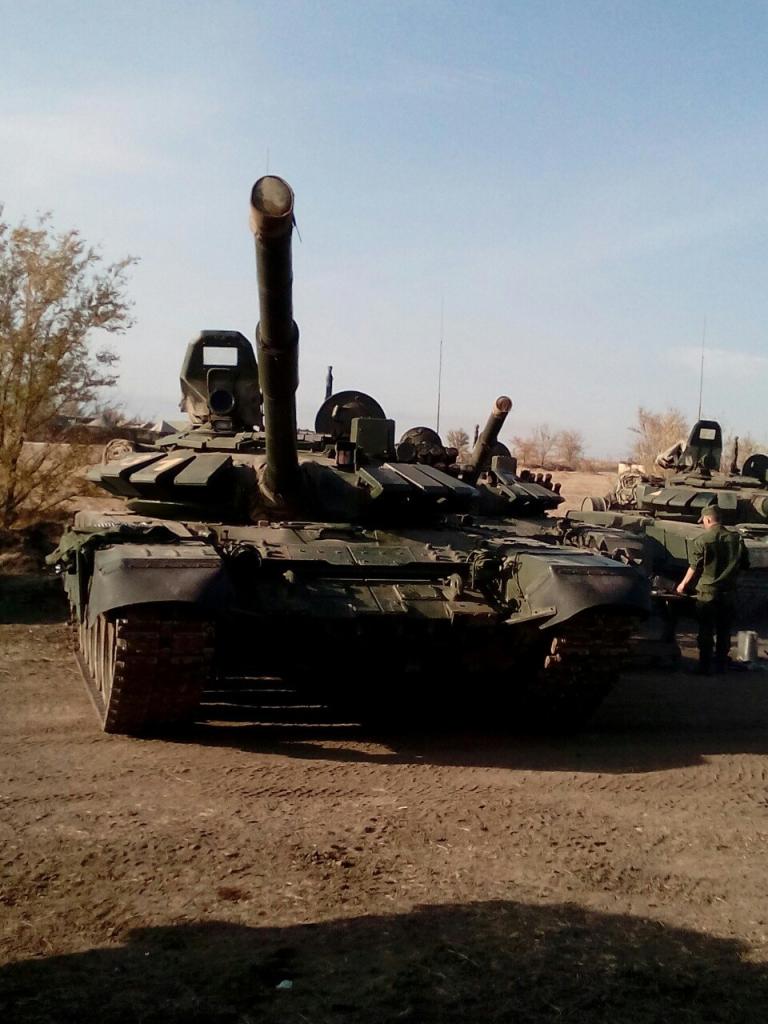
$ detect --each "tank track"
[530,613,633,726]
[72,610,214,735]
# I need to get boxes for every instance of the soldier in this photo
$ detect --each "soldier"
[676,505,749,674]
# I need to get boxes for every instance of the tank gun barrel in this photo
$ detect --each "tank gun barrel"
[249,175,300,500]
[465,396,512,475]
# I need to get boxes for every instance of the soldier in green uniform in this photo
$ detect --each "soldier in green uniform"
[676,505,749,673]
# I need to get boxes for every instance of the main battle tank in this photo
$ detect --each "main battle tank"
[50,175,649,734]
[564,420,768,618]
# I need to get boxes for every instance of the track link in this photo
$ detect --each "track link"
[73,610,214,735]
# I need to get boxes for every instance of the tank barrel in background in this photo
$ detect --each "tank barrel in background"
[249,175,300,500]
[465,396,512,474]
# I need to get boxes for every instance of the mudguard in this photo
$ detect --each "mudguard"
[510,550,650,628]
[85,543,231,624]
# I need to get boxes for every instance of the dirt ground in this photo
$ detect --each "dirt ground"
[2,605,768,1022]
[552,470,615,514]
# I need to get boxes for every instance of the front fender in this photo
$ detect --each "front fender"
[509,550,650,629]
[85,543,232,624]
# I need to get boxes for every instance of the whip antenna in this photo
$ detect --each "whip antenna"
[697,317,707,420]
[436,295,444,434]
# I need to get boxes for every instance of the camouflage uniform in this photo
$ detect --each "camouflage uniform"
[689,525,749,670]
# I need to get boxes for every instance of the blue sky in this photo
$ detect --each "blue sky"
[2,1,767,456]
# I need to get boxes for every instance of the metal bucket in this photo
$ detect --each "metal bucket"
[736,630,758,663]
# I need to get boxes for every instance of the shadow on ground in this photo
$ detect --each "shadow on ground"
[3,898,767,1023]
[5,593,768,774]
[0,575,66,624]
[167,652,768,773]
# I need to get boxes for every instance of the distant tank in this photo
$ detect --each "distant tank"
[50,175,649,735]
[565,420,768,619]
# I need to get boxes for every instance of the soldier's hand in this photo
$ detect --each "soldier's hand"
[675,582,687,596]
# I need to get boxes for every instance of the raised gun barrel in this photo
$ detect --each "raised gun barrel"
[249,175,300,501]
[464,396,512,475]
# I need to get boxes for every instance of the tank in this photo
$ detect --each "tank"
[564,420,768,620]
[49,175,649,735]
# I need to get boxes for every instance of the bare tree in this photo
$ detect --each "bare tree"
[0,209,136,527]
[89,401,127,429]
[446,427,470,456]
[532,423,559,469]
[629,407,688,473]
[512,424,561,468]
[556,429,585,469]
[512,434,537,466]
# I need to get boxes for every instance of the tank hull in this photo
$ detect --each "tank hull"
[573,416,768,622]
[562,510,768,625]
[53,511,648,733]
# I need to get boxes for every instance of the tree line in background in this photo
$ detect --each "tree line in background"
[447,409,768,474]
[446,424,588,470]
[512,426,586,470]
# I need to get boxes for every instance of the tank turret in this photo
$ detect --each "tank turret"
[599,419,768,523]
[568,414,768,626]
[249,175,301,504]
